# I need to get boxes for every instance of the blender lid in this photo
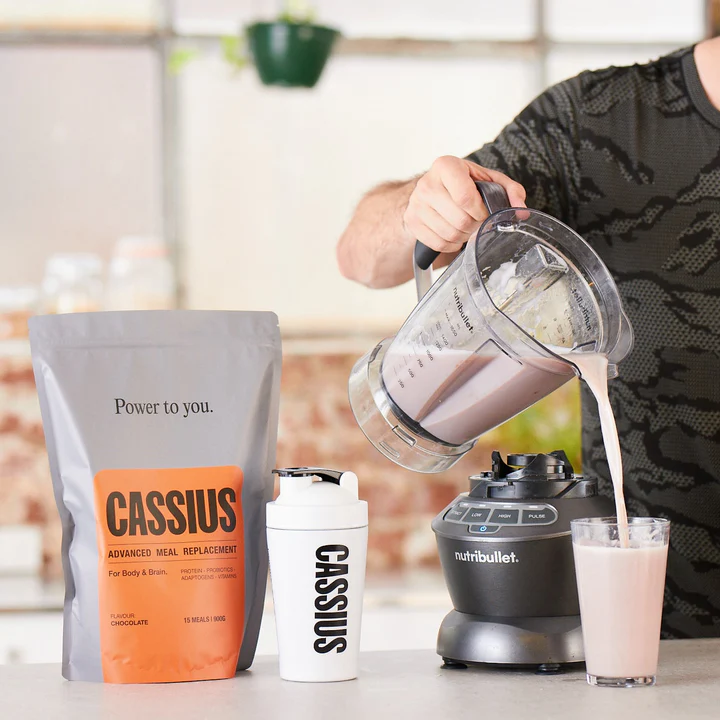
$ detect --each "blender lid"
[487,450,575,481]
[468,450,597,500]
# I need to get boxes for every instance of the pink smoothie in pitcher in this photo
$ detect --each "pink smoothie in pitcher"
[381,346,576,446]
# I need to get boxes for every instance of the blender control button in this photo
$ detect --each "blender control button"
[521,509,557,524]
[489,509,520,524]
[444,506,468,522]
[469,524,500,534]
[464,508,491,523]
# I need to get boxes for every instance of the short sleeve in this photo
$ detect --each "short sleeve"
[465,76,584,227]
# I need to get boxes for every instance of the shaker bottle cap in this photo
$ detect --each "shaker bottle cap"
[267,467,368,531]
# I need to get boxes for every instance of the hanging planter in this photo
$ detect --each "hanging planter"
[246,20,340,89]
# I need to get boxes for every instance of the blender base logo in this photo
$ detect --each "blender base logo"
[455,549,519,564]
[453,287,474,332]
[314,544,349,654]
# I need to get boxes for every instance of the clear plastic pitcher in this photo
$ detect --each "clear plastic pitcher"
[348,182,633,473]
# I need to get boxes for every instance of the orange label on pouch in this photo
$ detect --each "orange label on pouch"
[93,466,244,683]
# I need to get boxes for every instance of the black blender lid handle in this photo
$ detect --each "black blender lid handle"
[272,467,343,485]
[413,181,512,271]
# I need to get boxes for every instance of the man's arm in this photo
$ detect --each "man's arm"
[336,156,526,289]
[335,178,418,289]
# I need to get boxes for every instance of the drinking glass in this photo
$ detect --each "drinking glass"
[571,517,670,688]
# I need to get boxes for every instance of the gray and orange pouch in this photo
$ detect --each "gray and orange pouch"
[29,311,282,683]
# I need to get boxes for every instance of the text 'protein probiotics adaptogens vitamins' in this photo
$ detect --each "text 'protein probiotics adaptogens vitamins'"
[30,311,282,683]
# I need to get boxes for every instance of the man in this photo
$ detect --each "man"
[336,37,720,639]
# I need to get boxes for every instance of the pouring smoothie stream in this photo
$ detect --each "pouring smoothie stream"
[567,353,630,547]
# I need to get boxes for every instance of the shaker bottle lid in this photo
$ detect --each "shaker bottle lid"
[267,467,368,531]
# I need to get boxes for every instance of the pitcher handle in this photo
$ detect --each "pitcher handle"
[413,181,511,300]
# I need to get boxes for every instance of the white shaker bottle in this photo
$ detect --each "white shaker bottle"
[267,467,368,682]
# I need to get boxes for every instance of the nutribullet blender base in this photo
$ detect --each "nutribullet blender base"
[437,611,584,671]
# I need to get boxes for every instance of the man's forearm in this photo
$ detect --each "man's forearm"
[337,157,526,289]
[336,178,418,289]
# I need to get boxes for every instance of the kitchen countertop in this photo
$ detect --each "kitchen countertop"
[2,639,719,720]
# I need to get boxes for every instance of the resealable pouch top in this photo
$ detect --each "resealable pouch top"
[29,311,282,683]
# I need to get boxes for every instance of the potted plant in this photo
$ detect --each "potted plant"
[246,1,340,88]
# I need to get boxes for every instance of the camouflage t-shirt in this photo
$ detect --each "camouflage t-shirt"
[468,46,720,638]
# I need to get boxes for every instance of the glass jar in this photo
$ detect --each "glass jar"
[0,286,39,340]
[41,253,104,314]
[105,235,175,311]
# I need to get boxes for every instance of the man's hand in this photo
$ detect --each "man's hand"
[403,156,527,256]
[336,156,527,289]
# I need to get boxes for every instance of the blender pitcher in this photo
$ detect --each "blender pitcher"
[348,182,633,474]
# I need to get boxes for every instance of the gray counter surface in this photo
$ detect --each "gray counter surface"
[2,639,719,720]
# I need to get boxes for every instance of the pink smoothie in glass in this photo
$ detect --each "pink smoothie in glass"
[573,541,669,679]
